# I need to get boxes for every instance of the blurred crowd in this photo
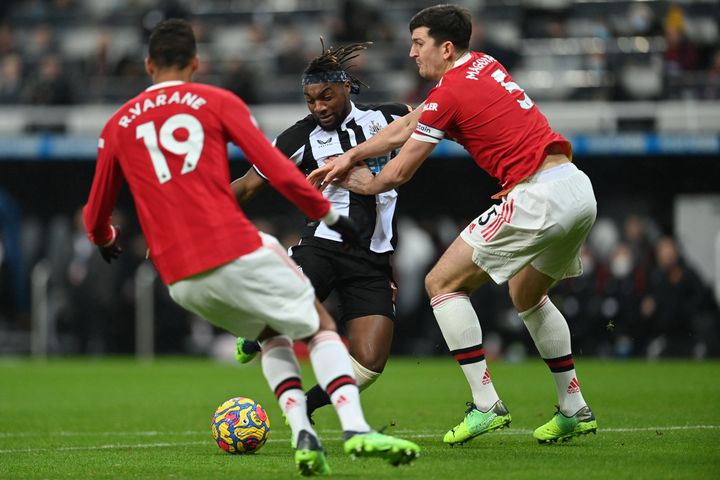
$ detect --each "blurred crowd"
[392,213,719,361]
[1,197,717,359]
[0,0,718,107]
[0,0,718,358]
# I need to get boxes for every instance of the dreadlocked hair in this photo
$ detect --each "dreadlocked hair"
[304,38,371,89]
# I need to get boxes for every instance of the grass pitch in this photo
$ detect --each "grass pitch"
[1,357,718,479]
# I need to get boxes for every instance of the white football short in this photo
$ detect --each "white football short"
[460,163,597,284]
[168,233,319,340]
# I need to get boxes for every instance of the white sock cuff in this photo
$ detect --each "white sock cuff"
[308,330,343,352]
[349,356,380,390]
[519,295,551,318]
[430,292,469,309]
[260,335,293,352]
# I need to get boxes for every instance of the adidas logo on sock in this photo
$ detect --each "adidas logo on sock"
[567,377,581,394]
[335,395,349,408]
[285,397,298,409]
[482,368,492,385]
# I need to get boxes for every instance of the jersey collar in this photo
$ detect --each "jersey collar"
[453,52,472,68]
[146,80,185,92]
[341,101,359,127]
[437,53,472,87]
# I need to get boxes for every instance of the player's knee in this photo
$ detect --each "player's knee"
[508,284,543,312]
[351,350,388,373]
[425,269,447,298]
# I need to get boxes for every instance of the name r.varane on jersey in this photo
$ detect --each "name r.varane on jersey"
[118,90,207,127]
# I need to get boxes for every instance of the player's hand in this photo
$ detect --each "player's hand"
[325,215,360,249]
[98,225,123,263]
[307,162,335,190]
[338,164,375,195]
[322,153,358,189]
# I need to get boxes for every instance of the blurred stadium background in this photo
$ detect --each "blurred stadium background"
[0,0,718,361]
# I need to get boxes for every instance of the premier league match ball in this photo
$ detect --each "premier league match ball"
[211,397,270,454]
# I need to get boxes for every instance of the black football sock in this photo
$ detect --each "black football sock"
[305,384,332,417]
[243,339,262,354]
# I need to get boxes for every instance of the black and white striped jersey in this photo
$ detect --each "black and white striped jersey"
[255,101,411,253]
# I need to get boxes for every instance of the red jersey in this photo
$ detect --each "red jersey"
[412,52,571,195]
[83,80,331,284]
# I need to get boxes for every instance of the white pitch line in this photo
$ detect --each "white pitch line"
[0,425,718,438]
[0,425,717,454]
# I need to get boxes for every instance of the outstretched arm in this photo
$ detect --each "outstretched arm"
[340,137,436,195]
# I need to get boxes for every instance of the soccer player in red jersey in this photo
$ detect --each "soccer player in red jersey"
[82,19,419,474]
[316,4,598,445]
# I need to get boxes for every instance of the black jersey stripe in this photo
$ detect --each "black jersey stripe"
[346,118,366,145]
[337,126,353,151]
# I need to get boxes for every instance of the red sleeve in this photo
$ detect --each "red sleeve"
[220,93,331,220]
[415,85,460,139]
[82,123,124,246]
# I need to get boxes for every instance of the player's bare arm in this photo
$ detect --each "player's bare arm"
[231,167,267,205]
[341,137,435,195]
[308,103,424,188]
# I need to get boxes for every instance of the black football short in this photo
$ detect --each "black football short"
[289,238,397,323]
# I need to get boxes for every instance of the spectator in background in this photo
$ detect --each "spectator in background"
[0,23,15,56]
[25,23,57,62]
[578,51,613,101]
[662,5,699,99]
[275,26,310,75]
[89,29,112,77]
[22,54,76,105]
[625,2,662,37]
[0,52,22,103]
[641,236,711,358]
[333,0,374,42]
[221,58,260,105]
[704,49,720,100]
[603,242,645,357]
[623,214,657,273]
[58,209,131,353]
[469,17,519,72]
[139,0,189,41]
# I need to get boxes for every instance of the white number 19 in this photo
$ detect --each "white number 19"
[136,113,205,184]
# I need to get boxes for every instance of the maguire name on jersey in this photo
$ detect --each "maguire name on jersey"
[256,102,410,253]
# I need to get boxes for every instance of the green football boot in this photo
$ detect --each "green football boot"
[235,337,261,364]
[443,400,512,445]
[295,430,331,476]
[533,405,598,443]
[343,431,420,466]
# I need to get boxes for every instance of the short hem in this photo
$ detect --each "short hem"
[340,311,396,324]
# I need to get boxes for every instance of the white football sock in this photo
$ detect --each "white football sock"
[308,331,371,433]
[259,335,316,445]
[431,292,500,410]
[519,296,587,415]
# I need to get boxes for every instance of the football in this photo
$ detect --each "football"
[211,397,270,454]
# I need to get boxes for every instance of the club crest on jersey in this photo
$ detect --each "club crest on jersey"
[368,120,382,136]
